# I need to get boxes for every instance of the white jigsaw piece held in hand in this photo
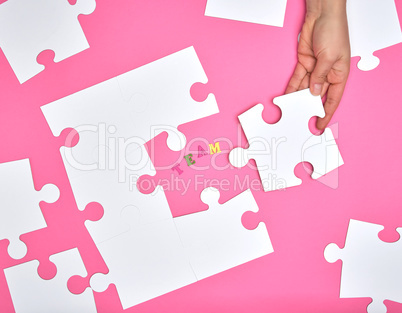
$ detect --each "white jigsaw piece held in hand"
[0,159,59,259]
[205,0,287,27]
[41,46,218,243]
[90,206,197,310]
[229,89,343,192]
[0,0,96,83]
[347,0,402,71]
[4,248,97,313]
[324,219,402,313]
[174,188,273,280]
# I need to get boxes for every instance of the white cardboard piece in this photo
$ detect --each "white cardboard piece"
[41,46,219,243]
[174,188,273,280]
[90,206,197,310]
[0,159,59,259]
[324,219,402,313]
[0,0,96,83]
[62,146,173,245]
[41,46,218,152]
[4,248,97,313]
[229,89,343,192]
[205,0,287,27]
[347,0,402,71]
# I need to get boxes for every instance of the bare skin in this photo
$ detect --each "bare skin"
[286,0,351,130]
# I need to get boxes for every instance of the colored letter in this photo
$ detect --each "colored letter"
[172,164,184,175]
[209,142,221,155]
[184,154,196,166]
[198,145,208,158]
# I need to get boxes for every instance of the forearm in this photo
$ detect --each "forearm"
[306,0,347,20]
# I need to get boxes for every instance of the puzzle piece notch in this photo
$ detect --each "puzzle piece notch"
[0,0,96,83]
[88,205,196,310]
[4,248,97,312]
[0,159,60,259]
[229,89,343,192]
[174,187,273,280]
[80,201,104,223]
[324,219,402,313]
[190,81,215,104]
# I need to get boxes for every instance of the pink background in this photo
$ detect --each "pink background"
[1,0,402,312]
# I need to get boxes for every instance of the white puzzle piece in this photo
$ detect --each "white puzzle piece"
[0,0,96,83]
[4,248,97,313]
[41,46,218,243]
[41,46,218,152]
[90,206,197,310]
[229,89,344,192]
[205,0,287,27]
[347,0,402,71]
[174,188,273,280]
[64,145,173,244]
[324,219,402,313]
[0,159,59,259]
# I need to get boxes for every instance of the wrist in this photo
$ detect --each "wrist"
[306,0,347,20]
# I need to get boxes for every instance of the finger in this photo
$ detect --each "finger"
[285,63,307,94]
[321,81,330,98]
[316,82,346,129]
[299,72,310,90]
[310,55,335,96]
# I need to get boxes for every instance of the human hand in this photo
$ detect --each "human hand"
[286,0,351,130]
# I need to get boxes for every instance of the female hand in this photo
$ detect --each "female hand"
[286,0,351,130]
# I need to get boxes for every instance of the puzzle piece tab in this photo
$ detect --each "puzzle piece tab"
[205,0,287,27]
[4,248,97,313]
[0,0,96,83]
[324,219,402,313]
[90,206,197,310]
[174,188,273,280]
[347,0,402,71]
[229,89,344,192]
[0,159,59,259]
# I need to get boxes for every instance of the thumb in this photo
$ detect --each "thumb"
[310,56,334,96]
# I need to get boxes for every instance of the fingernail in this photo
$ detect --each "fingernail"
[313,84,322,95]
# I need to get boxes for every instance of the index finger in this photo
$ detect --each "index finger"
[316,81,346,130]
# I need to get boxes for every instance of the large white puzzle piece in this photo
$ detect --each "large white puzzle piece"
[62,146,173,244]
[174,188,273,280]
[41,46,218,152]
[324,219,402,313]
[347,0,402,71]
[4,248,97,313]
[229,89,344,192]
[41,46,219,243]
[205,0,287,27]
[0,159,59,259]
[90,188,271,309]
[0,0,96,83]
[90,206,197,310]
